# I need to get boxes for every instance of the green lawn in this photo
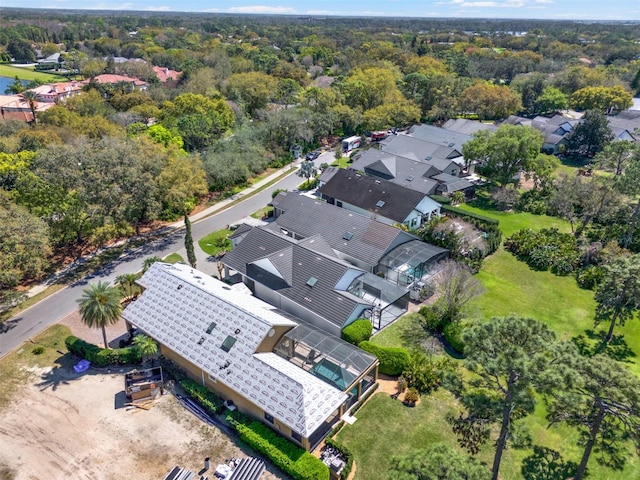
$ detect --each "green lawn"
[163,253,185,264]
[338,206,640,480]
[456,202,571,237]
[0,64,68,83]
[198,228,232,256]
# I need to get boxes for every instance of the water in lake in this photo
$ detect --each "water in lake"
[0,76,29,95]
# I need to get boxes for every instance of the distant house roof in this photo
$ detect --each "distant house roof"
[122,262,347,437]
[82,74,147,87]
[317,169,429,224]
[269,193,419,269]
[407,124,471,151]
[351,150,440,195]
[380,134,461,160]
[38,52,60,63]
[152,65,182,83]
[442,118,497,135]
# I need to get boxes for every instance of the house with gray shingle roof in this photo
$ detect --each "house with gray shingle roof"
[317,169,441,229]
[122,262,378,451]
[267,192,448,286]
[222,227,411,334]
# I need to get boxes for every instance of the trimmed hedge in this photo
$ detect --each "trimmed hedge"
[358,342,410,376]
[65,335,141,366]
[341,319,372,345]
[180,377,224,414]
[430,194,451,205]
[226,411,329,480]
[441,204,499,225]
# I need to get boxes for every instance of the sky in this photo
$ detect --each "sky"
[11,0,640,21]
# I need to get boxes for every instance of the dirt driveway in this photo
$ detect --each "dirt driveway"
[0,364,287,480]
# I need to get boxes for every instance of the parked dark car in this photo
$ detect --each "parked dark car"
[305,151,320,161]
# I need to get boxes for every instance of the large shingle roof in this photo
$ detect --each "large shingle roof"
[442,118,497,135]
[223,227,379,329]
[269,193,418,268]
[317,169,427,224]
[122,262,346,437]
[407,124,471,151]
[381,134,461,160]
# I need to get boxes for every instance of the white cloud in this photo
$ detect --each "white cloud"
[535,0,554,3]
[227,5,295,13]
[145,5,171,10]
[85,2,134,9]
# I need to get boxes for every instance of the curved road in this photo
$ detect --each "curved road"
[0,153,332,358]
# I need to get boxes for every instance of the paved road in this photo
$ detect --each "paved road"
[0,152,333,358]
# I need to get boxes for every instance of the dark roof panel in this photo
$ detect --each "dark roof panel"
[317,169,426,223]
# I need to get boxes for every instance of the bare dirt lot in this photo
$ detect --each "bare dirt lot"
[0,364,287,480]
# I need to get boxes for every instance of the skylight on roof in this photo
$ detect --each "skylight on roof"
[206,322,217,334]
[306,277,318,287]
[343,232,353,241]
[376,200,385,208]
[221,335,237,352]
[406,175,415,181]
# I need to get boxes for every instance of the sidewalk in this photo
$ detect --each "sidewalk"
[26,163,299,297]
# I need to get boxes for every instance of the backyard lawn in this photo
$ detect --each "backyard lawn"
[338,205,640,480]
[0,64,68,83]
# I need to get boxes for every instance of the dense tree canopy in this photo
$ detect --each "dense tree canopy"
[463,125,544,186]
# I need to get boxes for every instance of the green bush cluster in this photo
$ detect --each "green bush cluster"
[358,341,410,376]
[419,304,446,333]
[505,228,579,275]
[325,437,353,479]
[575,265,605,290]
[65,335,141,366]
[180,377,223,413]
[402,351,448,394]
[443,322,466,354]
[341,319,372,345]
[225,411,329,480]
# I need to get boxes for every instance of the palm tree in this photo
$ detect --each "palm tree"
[20,90,38,125]
[133,335,158,362]
[142,256,162,273]
[77,281,123,349]
[451,190,466,206]
[115,273,138,300]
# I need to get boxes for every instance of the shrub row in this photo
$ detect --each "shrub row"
[440,204,499,225]
[358,342,410,376]
[430,194,451,205]
[324,437,353,480]
[225,410,329,480]
[65,335,141,366]
[341,319,372,346]
[180,377,224,414]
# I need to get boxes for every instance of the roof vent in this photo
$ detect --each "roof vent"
[376,200,386,208]
[197,337,205,345]
[374,180,381,184]
[343,232,354,241]
[448,142,455,147]
[306,277,318,287]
